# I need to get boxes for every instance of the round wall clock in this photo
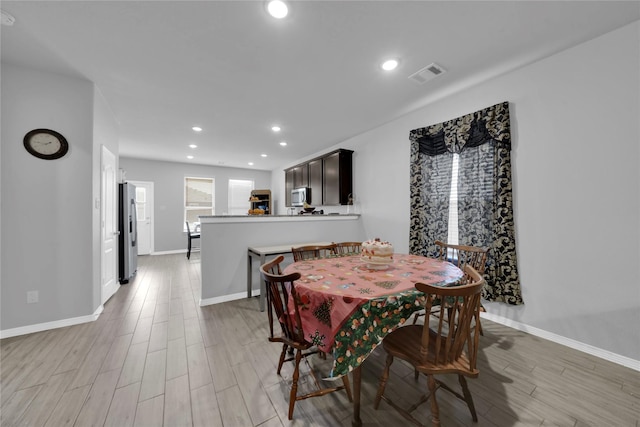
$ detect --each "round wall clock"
[23,128,69,160]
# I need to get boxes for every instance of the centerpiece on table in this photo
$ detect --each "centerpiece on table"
[361,238,394,269]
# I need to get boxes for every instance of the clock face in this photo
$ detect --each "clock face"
[24,129,69,160]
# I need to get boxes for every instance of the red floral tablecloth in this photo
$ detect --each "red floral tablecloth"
[283,253,463,377]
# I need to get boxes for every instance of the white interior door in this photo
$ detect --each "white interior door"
[101,146,118,304]
[129,180,154,255]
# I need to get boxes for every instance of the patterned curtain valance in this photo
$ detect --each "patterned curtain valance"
[410,101,511,156]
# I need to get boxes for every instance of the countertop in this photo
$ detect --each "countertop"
[199,214,360,224]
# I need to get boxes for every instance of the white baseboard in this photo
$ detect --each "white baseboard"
[481,312,640,372]
[0,305,104,339]
[199,290,261,307]
[150,249,189,255]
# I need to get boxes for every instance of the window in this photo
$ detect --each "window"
[228,179,254,215]
[185,177,214,227]
[135,186,147,223]
[446,153,460,247]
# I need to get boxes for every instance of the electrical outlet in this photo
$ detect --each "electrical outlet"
[27,291,39,304]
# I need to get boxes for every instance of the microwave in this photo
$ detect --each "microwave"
[291,187,311,207]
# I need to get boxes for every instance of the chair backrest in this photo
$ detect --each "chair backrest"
[334,241,362,255]
[434,240,489,274]
[185,221,192,234]
[415,264,484,371]
[260,255,304,345]
[291,244,338,261]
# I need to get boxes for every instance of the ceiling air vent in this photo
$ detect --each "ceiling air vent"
[408,63,446,85]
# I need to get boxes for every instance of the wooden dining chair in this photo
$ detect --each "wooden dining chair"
[291,243,338,261]
[413,240,488,330]
[185,221,200,259]
[260,255,352,420]
[374,265,485,427]
[334,241,362,255]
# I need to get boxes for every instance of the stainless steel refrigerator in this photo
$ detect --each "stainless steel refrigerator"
[118,182,138,284]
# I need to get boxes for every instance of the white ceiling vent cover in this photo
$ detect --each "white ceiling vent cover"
[408,63,446,85]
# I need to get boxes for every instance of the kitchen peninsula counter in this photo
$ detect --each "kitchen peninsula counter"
[200,213,360,223]
[198,214,364,307]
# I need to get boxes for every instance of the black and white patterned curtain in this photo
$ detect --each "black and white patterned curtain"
[409,101,523,304]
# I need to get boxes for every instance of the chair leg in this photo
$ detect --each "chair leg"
[342,374,353,402]
[458,375,478,422]
[187,237,191,259]
[478,303,486,336]
[277,344,288,375]
[427,375,441,427]
[288,349,303,420]
[374,353,393,409]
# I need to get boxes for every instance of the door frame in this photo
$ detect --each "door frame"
[128,180,154,255]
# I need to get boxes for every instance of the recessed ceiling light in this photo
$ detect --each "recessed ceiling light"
[271,125,281,132]
[267,0,288,19]
[261,154,268,157]
[189,144,197,149]
[248,162,254,166]
[187,155,194,159]
[192,126,202,132]
[381,59,399,71]
[279,141,287,146]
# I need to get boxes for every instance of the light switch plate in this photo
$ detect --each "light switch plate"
[27,291,39,304]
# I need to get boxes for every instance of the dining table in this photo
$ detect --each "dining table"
[283,252,464,426]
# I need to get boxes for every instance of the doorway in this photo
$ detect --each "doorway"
[129,180,154,255]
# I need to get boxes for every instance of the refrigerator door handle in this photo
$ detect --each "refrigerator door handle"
[130,198,137,247]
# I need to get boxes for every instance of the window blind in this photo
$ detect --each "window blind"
[228,179,254,215]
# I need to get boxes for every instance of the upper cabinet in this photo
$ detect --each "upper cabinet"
[323,149,353,205]
[284,149,353,206]
[284,168,294,207]
[307,158,323,206]
[292,164,308,189]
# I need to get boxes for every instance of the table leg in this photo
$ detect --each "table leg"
[351,364,362,427]
[247,250,253,299]
[259,254,266,312]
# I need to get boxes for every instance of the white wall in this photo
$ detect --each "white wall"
[272,22,640,362]
[1,64,98,332]
[119,157,271,252]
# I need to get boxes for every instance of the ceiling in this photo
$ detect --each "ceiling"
[2,1,638,171]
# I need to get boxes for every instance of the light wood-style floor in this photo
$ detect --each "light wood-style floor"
[2,253,639,427]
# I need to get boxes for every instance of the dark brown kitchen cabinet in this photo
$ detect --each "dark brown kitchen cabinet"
[323,149,353,205]
[308,158,323,206]
[284,148,353,207]
[292,164,308,189]
[285,168,294,206]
